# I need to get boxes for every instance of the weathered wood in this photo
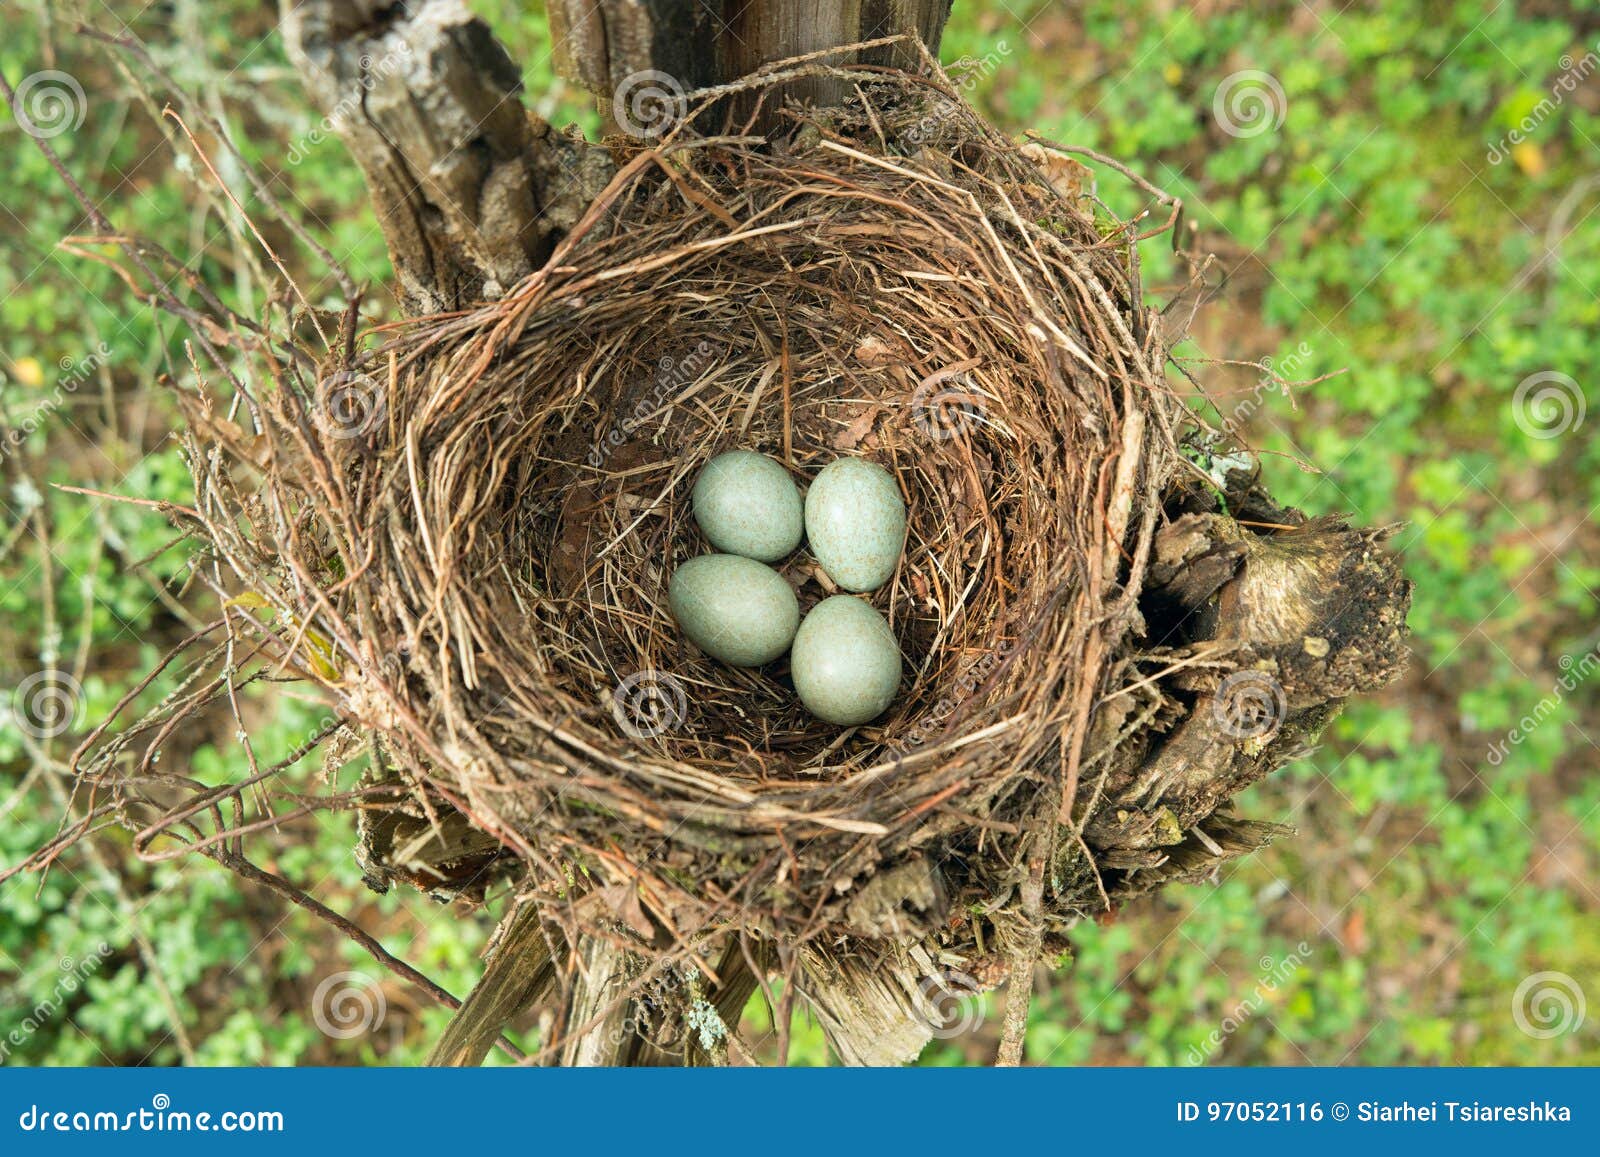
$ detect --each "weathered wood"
[627,939,768,1066]
[280,0,607,312]
[797,943,962,1066]
[549,0,953,133]
[354,755,511,902]
[560,932,636,1066]
[425,901,554,1065]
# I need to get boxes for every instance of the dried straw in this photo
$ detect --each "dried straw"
[47,62,1197,977]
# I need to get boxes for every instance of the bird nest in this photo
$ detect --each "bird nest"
[61,65,1212,973]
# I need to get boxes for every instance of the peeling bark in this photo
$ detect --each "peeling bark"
[280,0,610,311]
[549,0,953,132]
[426,901,554,1066]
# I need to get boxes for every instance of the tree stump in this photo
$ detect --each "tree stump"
[257,0,1408,1066]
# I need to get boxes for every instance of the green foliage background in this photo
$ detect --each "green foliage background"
[3,0,1597,1066]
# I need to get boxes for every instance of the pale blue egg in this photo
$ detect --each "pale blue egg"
[790,595,902,725]
[692,451,803,562]
[804,457,906,592]
[669,554,799,667]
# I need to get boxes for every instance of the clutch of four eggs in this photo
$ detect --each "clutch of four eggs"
[668,451,905,726]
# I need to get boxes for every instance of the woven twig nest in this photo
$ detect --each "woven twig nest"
[0,23,1417,1063]
[181,69,1177,960]
[86,63,1404,1009]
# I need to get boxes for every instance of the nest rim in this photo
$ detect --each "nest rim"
[174,62,1182,954]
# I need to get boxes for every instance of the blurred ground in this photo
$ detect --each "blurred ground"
[2,0,1596,1065]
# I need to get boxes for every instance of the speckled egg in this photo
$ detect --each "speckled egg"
[691,451,804,563]
[790,595,902,726]
[668,554,799,667]
[804,457,906,592]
